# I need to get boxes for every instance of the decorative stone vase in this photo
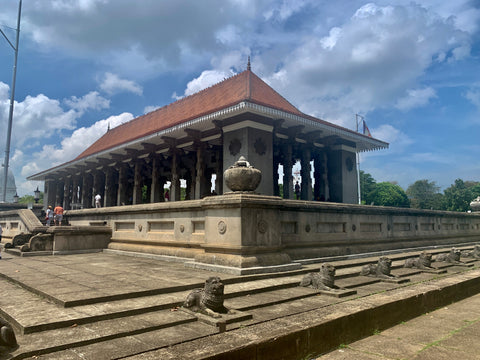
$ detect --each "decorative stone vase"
[224,156,262,192]
[470,196,480,212]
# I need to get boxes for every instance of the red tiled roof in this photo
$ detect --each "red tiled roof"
[75,70,304,160]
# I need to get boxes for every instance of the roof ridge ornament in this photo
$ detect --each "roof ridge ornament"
[247,56,251,71]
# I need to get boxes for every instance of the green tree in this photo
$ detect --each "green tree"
[368,182,410,208]
[443,179,479,212]
[406,179,443,210]
[360,171,376,205]
[19,193,43,204]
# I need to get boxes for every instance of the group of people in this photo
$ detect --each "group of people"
[45,205,64,226]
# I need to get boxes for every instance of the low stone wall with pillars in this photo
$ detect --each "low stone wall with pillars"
[63,193,480,273]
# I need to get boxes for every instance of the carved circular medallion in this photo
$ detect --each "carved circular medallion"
[352,224,356,232]
[305,224,311,233]
[179,224,185,233]
[218,221,227,234]
[258,220,268,234]
[254,138,266,156]
[229,138,241,156]
[345,157,354,172]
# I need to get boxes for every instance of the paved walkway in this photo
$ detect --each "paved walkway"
[318,292,480,360]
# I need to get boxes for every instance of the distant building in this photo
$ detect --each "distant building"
[28,66,388,209]
[0,169,17,203]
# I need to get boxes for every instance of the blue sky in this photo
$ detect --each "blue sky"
[1,0,479,197]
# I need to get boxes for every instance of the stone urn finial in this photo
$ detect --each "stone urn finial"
[470,196,480,212]
[224,156,262,192]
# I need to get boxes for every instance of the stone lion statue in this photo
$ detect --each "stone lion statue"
[360,257,397,279]
[183,277,234,318]
[436,248,463,264]
[461,245,480,259]
[0,318,17,348]
[404,251,433,270]
[300,263,338,291]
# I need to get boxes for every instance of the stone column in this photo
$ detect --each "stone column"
[170,151,181,201]
[63,177,71,210]
[323,152,330,201]
[300,147,312,201]
[44,179,57,209]
[71,176,79,206]
[195,144,207,199]
[214,149,223,195]
[104,167,115,207]
[132,161,143,205]
[150,157,162,203]
[273,156,280,197]
[313,153,322,201]
[93,170,105,206]
[82,174,93,208]
[283,143,294,199]
[56,180,64,206]
[117,165,127,206]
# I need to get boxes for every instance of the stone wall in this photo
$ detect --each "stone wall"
[63,193,480,271]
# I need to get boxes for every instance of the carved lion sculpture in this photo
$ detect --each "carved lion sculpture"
[360,257,397,279]
[436,248,463,264]
[0,318,17,348]
[404,251,433,270]
[183,277,233,318]
[300,263,338,290]
[461,245,480,259]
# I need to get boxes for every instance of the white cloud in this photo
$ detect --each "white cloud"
[64,91,110,113]
[21,112,134,176]
[465,88,480,109]
[143,105,160,114]
[180,69,236,97]
[263,2,471,125]
[395,87,437,111]
[0,90,78,146]
[99,73,143,96]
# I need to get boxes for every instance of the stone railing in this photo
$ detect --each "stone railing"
[64,194,480,273]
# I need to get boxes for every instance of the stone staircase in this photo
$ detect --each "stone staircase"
[0,248,478,359]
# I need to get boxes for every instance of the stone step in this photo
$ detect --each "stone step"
[9,309,201,360]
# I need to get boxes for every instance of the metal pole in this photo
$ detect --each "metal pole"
[2,0,22,202]
[356,114,362,205]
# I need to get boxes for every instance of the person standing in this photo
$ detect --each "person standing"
[54,205,64,226]
[95,194,102,208]
[45,206,53,226]
[295,181,301,200]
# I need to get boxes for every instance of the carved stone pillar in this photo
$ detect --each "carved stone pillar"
[150,157,161,203]
[132,160,143,205]
[214,149,223,195]
[56,180,64,206]
[323,151,330,201]
[313,153,322,201]
[117,165,127,206]
[104,167,116,207]
[63,177,72,210]
[283,143,294,199]
[82,174,93,208]
[195,144,207,199]
[273,156,280,197]
[300,147,312,201]
[93,170,105,206]
[71,176,79,205]
[171,151,181,201]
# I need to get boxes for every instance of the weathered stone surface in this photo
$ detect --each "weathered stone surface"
[224,156,262,192]
[183,277,234,318]
[360,257,397,279]
[404,251,434,270]
[28,233,54,252]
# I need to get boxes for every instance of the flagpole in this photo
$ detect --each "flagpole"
[355,114,363,205]
[1,0,22,202]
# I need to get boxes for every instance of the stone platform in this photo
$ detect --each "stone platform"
[0,246,480,359]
